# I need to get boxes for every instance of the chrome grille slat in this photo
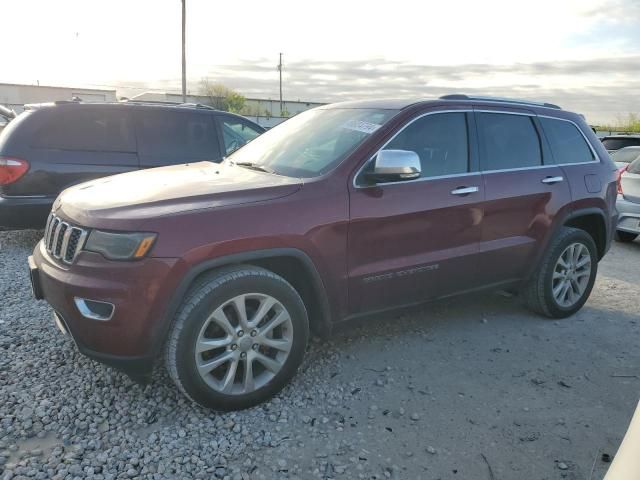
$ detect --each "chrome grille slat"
[52,222,64,257]
[44,214,87,264]
[60,226,72,260]
[48,218,60,250]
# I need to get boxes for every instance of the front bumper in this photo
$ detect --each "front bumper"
[616,195,640,234]
[30,240,180,382]
[0,195,54,229]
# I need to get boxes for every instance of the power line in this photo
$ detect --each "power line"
[181,0,187,103]
[277,53,283,114]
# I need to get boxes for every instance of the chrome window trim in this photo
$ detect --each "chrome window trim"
[353,109,601,189]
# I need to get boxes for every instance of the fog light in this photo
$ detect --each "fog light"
[74,297,115,321]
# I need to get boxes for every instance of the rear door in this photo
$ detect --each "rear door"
[24,106,138,196]
[136,109,222,168]
[348,109,485,314]
[475,108,571,285]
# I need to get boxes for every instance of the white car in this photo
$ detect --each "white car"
[611,146,640,169]
[605,400,640,479]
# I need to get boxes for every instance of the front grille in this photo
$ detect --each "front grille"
[43,213,88,264]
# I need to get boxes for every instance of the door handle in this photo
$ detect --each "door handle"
[541,176,564,184]
[451,186,479,196]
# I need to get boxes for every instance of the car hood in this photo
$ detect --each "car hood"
[55,161,302,226]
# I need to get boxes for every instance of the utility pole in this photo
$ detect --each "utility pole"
[277,53,283,115]
[181,0,187,103]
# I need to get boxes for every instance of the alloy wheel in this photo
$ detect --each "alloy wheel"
[194,293,293,395]
[552,242,592,308]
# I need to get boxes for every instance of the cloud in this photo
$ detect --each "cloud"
[580,0,640,24]
[191,56,639,124]
[117,54,640,124]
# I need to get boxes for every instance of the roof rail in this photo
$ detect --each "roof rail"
[122,99,218,111]
[440,94,561,110]
[24,100,80,110]
[178,102,217,111]
[121,99,183,106]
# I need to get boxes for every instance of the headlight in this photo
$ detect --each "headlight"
[84,230,157,260]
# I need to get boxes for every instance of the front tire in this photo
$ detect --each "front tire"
[615,230,638,243]
[522,227,598,318]
[165,265,309,410]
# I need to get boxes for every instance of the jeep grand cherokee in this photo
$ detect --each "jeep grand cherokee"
[29,95,618,410]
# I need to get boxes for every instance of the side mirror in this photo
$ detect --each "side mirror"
[364,149,421,183]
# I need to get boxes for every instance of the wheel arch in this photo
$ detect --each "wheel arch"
[562,207,609,260]
[522,206,610,285]
[155,248,332,356]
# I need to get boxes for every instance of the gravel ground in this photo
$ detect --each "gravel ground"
[1,229,639,480]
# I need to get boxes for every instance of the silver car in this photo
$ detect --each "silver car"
[611,146,640,169]
[616,157,640,243]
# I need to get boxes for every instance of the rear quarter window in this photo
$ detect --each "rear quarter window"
[540,117,594,164]
[32,108,136,152]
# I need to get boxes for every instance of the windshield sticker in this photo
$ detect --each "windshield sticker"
[341,120,382,134]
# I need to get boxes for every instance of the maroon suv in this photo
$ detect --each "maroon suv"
[29,95,618,410]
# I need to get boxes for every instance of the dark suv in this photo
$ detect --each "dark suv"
[0,101,264,229]
[29,95,618,410]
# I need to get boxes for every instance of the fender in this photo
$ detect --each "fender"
[564,206,612,257]
[151,247,333,357]
[522,206,609,282]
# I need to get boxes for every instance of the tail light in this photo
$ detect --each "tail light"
[617,165,629,195]
[0,157,29,185]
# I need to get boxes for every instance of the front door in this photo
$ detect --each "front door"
[347,110,485,315]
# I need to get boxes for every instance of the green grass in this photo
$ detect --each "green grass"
[597,113,640,133]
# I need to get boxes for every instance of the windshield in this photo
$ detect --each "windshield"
[224,108,399,177]
[611,147,640,164]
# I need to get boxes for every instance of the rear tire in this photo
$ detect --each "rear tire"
[165,265,309,411]
[615,230,638,243]
[522,227,598,318]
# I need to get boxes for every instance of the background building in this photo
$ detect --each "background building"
[130,91,324,128]
[0,83,117,114]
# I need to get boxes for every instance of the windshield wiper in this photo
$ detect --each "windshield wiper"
[234,161,275,174]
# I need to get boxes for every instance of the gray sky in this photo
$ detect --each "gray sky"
[3,0,639,124]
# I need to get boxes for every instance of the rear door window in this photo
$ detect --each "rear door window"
[33,107,136,152]
[219,117,263,155]
[540,117,594,164]
[477,113,542,171]
[382,112,469,178]
[137,110,221,166]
